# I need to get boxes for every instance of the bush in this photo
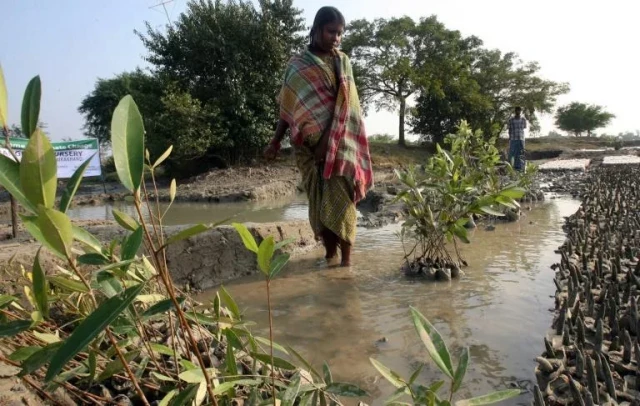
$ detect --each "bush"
[395,121,525,268]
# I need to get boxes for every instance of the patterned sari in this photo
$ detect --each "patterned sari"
[278,49,373,244]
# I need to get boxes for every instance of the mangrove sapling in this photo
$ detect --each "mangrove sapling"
[370,307,520,406]
[395,122,526,274]
[232,222,368,405]
[0,69,364,405]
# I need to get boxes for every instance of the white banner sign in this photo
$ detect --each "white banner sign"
[0,138,102,179]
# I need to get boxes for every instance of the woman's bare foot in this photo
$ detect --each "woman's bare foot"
[322,229,338,260]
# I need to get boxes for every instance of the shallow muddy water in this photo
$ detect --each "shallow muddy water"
[61,194,309,225]
[210,197,581,406]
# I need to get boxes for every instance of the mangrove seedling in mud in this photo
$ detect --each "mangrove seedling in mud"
[395,121,527,275]
[0,72,365,405]
[370,307,520,406]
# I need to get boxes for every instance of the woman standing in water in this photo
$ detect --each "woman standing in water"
[264,6,373,266]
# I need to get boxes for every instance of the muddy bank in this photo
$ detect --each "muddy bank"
[535,165,640,404]
[0,219,318,294]
[166,220,319,291]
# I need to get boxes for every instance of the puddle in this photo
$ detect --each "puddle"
[210,197,581,405]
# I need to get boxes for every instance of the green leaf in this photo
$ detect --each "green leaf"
[478,206,504,217]
[452,347,469,393]
[282,374,302,406]
[369,358,404,388]
[429,380,446,394]
[151,371,175,382]
[47,275,89,293]
[219,285,241,319]
[9,346,41,362]
[20,215,64,259]
[19,342,62,376]
[323,362,333,384]
[72,225,103,254]
[0,64,7,127]
[499,187,526,200]
[159,390,177,406]
[44,283,145,382]
[96,271,123,298]
[33,332,60,344]
[87,350,97,383]
[251,353,297,370]
[0,295,17,309]
[269,253,290,280]
[111,208,139,232]
[455,390,521,406]
[37,206,73,258]
[225,329,244,351]
[213,379,262,395]
[409,364,424,385]
[149,343,176,357]
[21,75,41,138]
[257,236,275,275]
[410,307,454,379]
[452,224,470,244]
[0,320,32,337]
[178,368,208,383]
[184,311,217,326]
[122,226,143,261]
[91,259,137,277]
[153,145,173,168]
[0,152,36,213]
[96,350,139,382]
[274,238,296,251]
[32,249,49,318]
[226,337,238,376]
[232,223,258,253]
[111,95,144,192]
[59,154,93,213]
[287,346,322,381]
[78,253,109,265]
[254,336,289,355]
[169,384,199,406]
[142,297,185,320]
[325,383,368,397]
[20,129,57,208]
[162,224,211,248]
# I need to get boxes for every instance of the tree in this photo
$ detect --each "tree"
[342,16,480,146]
[136,0,305,162]
[411,48,569,143]
[555,102,615,137]
[79,69,163,144]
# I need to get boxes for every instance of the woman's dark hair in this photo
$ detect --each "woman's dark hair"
[309,6,345,45]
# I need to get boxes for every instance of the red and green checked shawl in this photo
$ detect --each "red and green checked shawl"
[278,50,373,203]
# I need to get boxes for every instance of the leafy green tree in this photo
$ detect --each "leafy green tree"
[79,69,163,144]
[342,16,480,146]
[554,102,615,137]
[136,0,305,162]
[411,48,569,143]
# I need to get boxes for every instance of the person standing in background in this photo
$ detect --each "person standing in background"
[508,106,527,171]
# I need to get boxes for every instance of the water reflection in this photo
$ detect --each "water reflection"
[41,194,309,225]
[215,197,580,406]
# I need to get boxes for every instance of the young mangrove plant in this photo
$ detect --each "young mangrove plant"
[0,66,363,405]
[370,307,520,406]
[395,121,526,275]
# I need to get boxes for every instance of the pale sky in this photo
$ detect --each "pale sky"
[2,0,638,143]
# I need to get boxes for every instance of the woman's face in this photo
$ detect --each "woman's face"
[315,22,344,52]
